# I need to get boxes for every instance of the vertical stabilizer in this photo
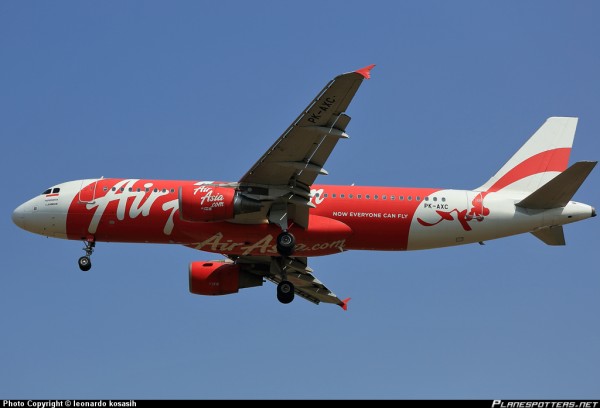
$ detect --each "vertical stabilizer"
[477,117,577,194]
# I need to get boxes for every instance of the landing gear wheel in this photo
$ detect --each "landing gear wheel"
[276,232,295,257]
[277,280,295,304]
[78,256,92,272]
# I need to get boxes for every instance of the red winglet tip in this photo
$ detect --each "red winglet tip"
[340,297,351,311]
[355,64,375,79]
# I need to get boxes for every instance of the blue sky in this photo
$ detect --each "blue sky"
[1,1,598,399]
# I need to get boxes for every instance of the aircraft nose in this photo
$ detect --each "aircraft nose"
[592,207,596,217]
[12,203,28,230]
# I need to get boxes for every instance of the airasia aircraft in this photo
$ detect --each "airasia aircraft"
[12,65,597,309]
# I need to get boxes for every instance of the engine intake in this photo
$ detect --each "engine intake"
[189,261,263,296]
[179,185,262,222]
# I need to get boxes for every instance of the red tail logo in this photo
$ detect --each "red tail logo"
[417,193,490,231]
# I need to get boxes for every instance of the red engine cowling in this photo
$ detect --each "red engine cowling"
[179,185,262,222]
[189,261,263,296]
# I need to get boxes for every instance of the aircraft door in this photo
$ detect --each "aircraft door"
[79,180,98,204]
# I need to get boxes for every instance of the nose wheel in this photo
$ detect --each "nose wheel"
[78,256,91,271]
[78,239,95,271]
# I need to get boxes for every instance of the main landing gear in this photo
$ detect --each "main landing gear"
[276,231,295,257]
[274,231,295,304]
[78,239,95,271]
[277,280,295,304]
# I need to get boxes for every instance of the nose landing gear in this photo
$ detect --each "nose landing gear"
[78,239,95,271]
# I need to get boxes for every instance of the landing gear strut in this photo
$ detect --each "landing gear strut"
[78,239,95,271]
[276,231,296,257]
[277,280,295,304]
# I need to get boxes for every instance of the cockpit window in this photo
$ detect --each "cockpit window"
[42,187,60,195]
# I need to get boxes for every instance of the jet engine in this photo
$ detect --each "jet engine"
[179,185,262,222]
[189,261,263,296]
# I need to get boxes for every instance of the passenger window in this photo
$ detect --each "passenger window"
[366,195,370,199]
[433,197,437,202]
[332,194,336,198]
[442,197,446,202]
[340,194,345,198]
[112,187,116,192]
[103,187,108,192]
[162,189,167,193]
[424,197,429,201]
[382,195,387,200]
[154,188,158,193]
[128,188,133,192]
[416,196,421,201]
[357,194,362,199]
[391,196,395,200]
[120,188,124,192]
[408,196,412,201]
[324,194,328,198]
[137,188,141,192]
[170,189,175,193]
[348,194,353,199]
[374,195,378,200]
[399,196,404,200]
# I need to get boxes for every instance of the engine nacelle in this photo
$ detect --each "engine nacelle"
[189,261,263,296]
[179,184,262,222]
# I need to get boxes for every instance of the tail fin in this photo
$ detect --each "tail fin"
[477,117,577,194]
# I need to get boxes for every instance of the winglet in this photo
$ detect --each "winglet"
[339,297,351,311]
[355,64,375,79]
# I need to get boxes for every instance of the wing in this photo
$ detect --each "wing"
[232,255,350,310]
[235,65,374,228]
[201,67,373,309]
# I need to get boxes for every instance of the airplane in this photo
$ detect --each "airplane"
[12,65,597,309]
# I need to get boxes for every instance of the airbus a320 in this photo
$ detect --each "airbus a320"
[12,65,596,309]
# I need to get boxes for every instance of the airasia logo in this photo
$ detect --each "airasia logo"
[84,179,179,235]
[193,184,225,210]
[192,232,345,256]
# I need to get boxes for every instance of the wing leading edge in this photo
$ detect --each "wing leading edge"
[240,64,374,187]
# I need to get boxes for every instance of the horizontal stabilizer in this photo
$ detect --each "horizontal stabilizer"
[531,226,565,246]
[516,161,597,209]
